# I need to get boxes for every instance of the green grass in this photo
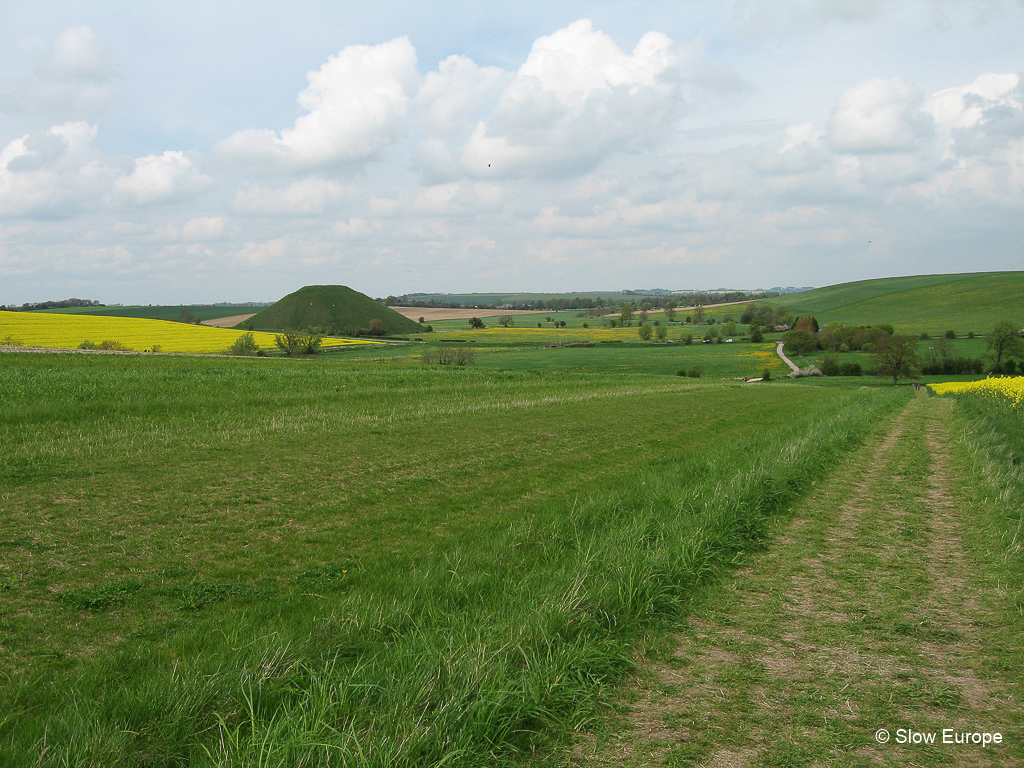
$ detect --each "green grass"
[243,285,423,335]
[29,305,259,322]
[0,351,907,766]
[572,394,1024,766]
[717,271,1024,335]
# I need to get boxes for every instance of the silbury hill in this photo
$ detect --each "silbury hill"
[238,285,423,337]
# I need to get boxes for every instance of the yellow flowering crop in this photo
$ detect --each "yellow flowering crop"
[929,376,1024,410]
[0,311,380,354]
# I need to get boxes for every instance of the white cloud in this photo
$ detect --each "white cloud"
[181,216,228,241]
[215,37,419,172]
[416,55,509,137]
[114,150,212,205]
[231,178,349,216]
[455,20,685,178]
[0,122,109,218]
[827,77,934,153]
[39,25,113,82]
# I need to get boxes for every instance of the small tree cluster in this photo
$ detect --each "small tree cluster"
[422,347,475,366]
[274,329,323,355]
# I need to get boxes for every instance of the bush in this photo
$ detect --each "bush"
[226,332,260,356]
[791,365,823,378]
[761,367,772,381]
[78,340,132,351]
[945,330,956,339]
[819,354,840,377]
[422,347,476,366]
[838,361,862,376]
[686,366,702,378]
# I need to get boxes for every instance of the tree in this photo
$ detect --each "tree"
[469,317,485,329]
[498,315,514,327]
[986,320,1024,371]
[638,323,653,340]
[871,334,919,385]
[783,328,817,356]
[368,319,386,336]
[619,303,633,327]
[655,325,668,340]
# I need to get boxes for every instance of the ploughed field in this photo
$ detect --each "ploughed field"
[0,351,913,766]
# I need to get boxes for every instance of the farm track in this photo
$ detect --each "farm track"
[570,394,1022,767]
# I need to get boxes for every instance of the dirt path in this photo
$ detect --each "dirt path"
[775,340,800,374]
[569,395,1022,767]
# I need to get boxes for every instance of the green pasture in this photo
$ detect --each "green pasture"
[30,304,257,322]
[717,271,1024,334]
[0,351,908,766]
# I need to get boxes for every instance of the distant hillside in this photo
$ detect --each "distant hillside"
[241,286,423,336]
[31,305,266,322]
[739,272,1024,334]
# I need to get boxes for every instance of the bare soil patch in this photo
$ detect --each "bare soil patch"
[201,313,255,327]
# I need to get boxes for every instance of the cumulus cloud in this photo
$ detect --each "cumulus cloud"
[449,20,684,179]
[827,77,934,153]
[0,25,117,120]
[0,122,110,218]
[181,216,228,241]
[114,151,212,205]
[231,178,349,216]
[215,37,419,172]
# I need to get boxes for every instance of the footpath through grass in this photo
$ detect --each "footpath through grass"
[571,394,1024,767]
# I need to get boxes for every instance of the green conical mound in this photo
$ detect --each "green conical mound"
[239,285,423,336]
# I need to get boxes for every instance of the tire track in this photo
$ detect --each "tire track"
[569,396,1021,767]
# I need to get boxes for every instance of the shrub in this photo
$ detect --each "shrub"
[819,354,840,377]
[838,361,863,376]
[791,365,823,378]
[687,366,702,378]
[422,347,475,366]
[761,367,772,381]
[78,340,132,351]
[945,330,956,339]
[226,332,260,356]
[274,333,303,355]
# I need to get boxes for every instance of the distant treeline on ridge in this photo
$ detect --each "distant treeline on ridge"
[383,290,782,311]
[3,298,104,312]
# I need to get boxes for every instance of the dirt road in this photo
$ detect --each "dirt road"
[570,396,1022,767]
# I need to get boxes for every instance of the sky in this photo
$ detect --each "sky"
[1,0,1022,305]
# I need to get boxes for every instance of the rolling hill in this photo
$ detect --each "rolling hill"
[239,285,423,336]
[733,272,1024,334]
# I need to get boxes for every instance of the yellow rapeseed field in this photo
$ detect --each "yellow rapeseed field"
[929,376,1024,409]
[0,311,378,354]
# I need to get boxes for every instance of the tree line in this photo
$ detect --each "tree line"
[3,298,103,311]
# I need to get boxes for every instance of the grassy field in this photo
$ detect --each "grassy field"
[0,351,910,766]
[717,272,1024,334]
[26,305,261,322]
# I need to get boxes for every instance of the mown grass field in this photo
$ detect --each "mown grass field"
[0,311,376,354]
[0,351,911,766]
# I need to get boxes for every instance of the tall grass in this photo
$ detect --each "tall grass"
[950,392,1024,614]
[0,353,909,766]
